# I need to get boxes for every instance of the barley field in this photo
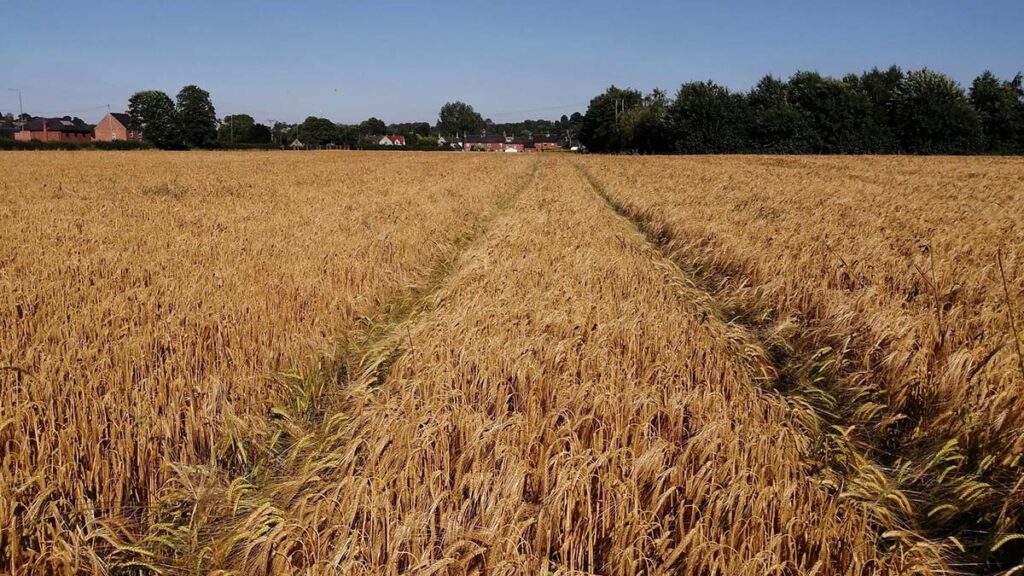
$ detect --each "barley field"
[1,152,1022,575]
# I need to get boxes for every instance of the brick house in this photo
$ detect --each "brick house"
[463,133,562,152]
[94,112,142,142]
[15,117,94,142]
[533,134,563,151]
[463,134,532,152]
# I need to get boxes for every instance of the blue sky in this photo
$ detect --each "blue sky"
[2,1,1022,124]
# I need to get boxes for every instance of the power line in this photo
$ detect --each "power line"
[480,102,587,118]
[17,103,110,117]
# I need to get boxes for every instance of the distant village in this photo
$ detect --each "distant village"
[0,93,583,153]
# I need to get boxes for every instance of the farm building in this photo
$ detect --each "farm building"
[464,134,532,152]
[463,133,563,152]
[533,134,562,151]
[94,112,142,142]
[378,134,406,146]
[15,117,93,143]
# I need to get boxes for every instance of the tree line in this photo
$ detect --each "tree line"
[122,88,581,150]
[287,101,581,148]
[579,67,1024,155]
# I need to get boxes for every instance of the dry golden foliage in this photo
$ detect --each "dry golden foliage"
[2,152,1022,575]
[580,154,1024,570]
[187,158,944,575]
[0,151,532,573]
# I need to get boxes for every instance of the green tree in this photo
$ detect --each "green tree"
[970,71,1024,153]
[176,85,218,148]
[127,90,181,149]
[786,72,882,153]
[668,81,750,153]
[619,89,672,153]
[437,101,484,137]
[296,116,339,145]
[359,117,387,136]
[219,114,256,143]
[891,69,983,154]
[248,123,272,144]
[858,66,904,150]
[748,75,814,153]
[579,86,642,153]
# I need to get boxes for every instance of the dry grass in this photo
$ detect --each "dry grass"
[2,151,1021,575]
[580,154,1024,571]
[0,151,532,574]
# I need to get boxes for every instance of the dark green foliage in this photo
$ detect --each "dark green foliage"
[296,116,341,145]
[579,66,1013,155]
[748,75,815,153]
[786,72,884,153]
[128,90,182,149]
[219,114,261,144]
[890,69,982,154]
[248,123,272,144]
[669,82,751,154]
[619,89,673,154]
[579,86,643,153]
[438,102,484,137]
[359,117,387,136]
[970,72,1024,153]
[176,85,218,149]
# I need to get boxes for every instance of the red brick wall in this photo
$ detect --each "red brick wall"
[94,116,127,141]
[16,130,93,142]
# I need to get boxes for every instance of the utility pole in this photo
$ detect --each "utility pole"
[8,88,23,126]
[107,104,113,140]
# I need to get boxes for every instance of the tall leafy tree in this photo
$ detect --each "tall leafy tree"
[748,75,814,153]
[579,86,642,153]
[296,116,339,145]
[438,102,484,136]
[891,69,982,154]
[970,71,1024,153]
[858,66,905,150]
[219,114,256,143]
[668,81,750,153]
[248,123,272,144]
[127,90,181,149]
[176,85,218,148]
[619,89,672,153]
[786,72,882,153]
[359,117,387,136]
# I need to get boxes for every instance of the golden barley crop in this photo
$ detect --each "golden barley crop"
[2,152,1022,576]
[579,154,1024,571]
[0,151,532,574]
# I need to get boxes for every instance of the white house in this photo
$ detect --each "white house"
[378,134,407,146]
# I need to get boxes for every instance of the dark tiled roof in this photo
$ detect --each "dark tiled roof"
[110,113,132,127]
[23,117,93,134]
[464,134,506,144]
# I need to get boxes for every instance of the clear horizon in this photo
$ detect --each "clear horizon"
[3,0,1023,125]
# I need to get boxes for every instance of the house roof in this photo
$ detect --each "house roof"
[464,134,506,144]
[22,117,93,134]
[109,112,132,128]
[533,134,561,144]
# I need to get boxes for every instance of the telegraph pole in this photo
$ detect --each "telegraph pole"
[8,88,23,125]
